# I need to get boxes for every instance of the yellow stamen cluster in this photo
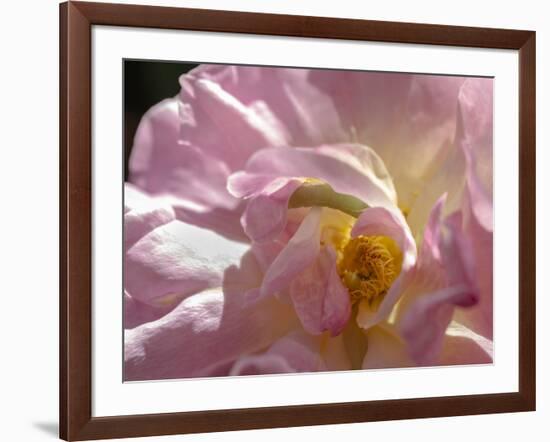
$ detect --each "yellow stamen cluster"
[337,235,401,305]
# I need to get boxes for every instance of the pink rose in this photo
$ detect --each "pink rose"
[124,65,493,380]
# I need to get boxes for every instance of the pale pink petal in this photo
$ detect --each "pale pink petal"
[191,65,346,148]
[260,207,322,298]
[179,75,288,170]
[228,172,303,243]
[129,98,236,208]
[125,220,249,306]
[311,71,465,210]
[289,246,351,336]
[404,138,465,237]
[399,285,477,365]
[229,330,326,375]
[398,203,479,365]
[128,97,244,240]
[353,208,417,330]
[438,321,493,365]
[362,324,414,370]
[124,290,295,380]
[171,203,248,243]
[456,78,494,202]
[124,291,170,330]
[450,197,493,340]
[393,195,447,322]
[124,183,175,251]
[448,79,493,340]
[404,78,493,237]
[243,144,397,211]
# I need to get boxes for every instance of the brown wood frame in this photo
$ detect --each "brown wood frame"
[59,1,536,440]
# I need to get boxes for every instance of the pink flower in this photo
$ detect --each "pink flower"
[124,65,493,380]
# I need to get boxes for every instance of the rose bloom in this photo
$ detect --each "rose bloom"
[124,65,493,381]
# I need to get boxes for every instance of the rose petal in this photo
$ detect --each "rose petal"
[311,71,465,211]
[124,291,171,330]
[260,207,322,298]
[128,97,244,240]
[229,330,326,375]
[456,78,494,202]
[438,321,493,365]
[243,144,397,211]
[125,219,249,306]
[399,285,477,365]
[362,324,414,369]
[289,246,351,336]
[190,65,346,147]
[393,195,448,322]
[179,76,288,170]
[228,173,303,243]
[125,289,295,380]
[124,183,175,251]
[449,197,493,340]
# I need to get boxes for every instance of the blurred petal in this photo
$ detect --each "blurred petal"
[243,144,397,210]
[289,246,351,336]
[125,290,295,380]
[362,324,413,369]
[125,220,249,306]
[353,208,417,330]
[261,207,322,298]
[322,333,353,371]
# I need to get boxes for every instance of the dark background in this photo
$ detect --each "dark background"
[124,60,198,179]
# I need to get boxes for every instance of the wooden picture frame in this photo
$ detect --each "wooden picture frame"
[59,1,536,440]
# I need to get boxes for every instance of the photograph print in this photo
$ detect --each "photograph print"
[123,61,493,382]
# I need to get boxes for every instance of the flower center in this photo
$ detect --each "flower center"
[337,235,402,305]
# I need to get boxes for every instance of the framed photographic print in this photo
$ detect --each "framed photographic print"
[60,1,536,440]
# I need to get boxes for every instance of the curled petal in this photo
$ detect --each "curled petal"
[353,208,417,330]
[243,144,397,211]
[260,207,322,298]
[289,246,351,336]
[399,285,477,365]
[125,220,249,307]
[125,290,295,381]
[228,173,303,243]
[447,205,493,340]
[179,76,288,170]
